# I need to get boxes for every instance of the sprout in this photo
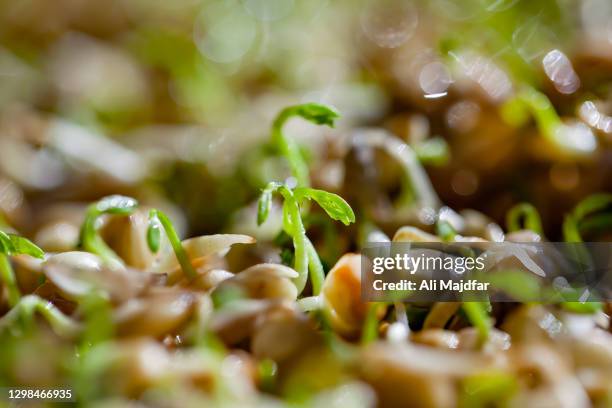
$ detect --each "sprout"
[361,302,385,344]
[271,103,340,188]
[561,301,602,314]
[147,209,197,280]
[506,202,544,235]
[257,183,355,295]
[484,269,542,302]
[460,371,517,407]
[461,301,491,346]
[0,295,79,338]
[501,87,597,156]
[563,193,612,242]
[79,195,138,266]
[413,136,450,166]
[79,291,114,347]
[257,359,278,392]
[0,231,44,307]
[435,220,457,242]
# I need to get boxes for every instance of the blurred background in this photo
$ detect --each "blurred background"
[1,0,611,243]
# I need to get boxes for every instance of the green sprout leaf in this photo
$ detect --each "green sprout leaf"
[146,213,161,254]
[257,182,281,226]
[294,188,355,226]
[561,301,603,314]
[271,103,340,188]
[563,193,612,242]
[148,209,197,280]
[506,202,543,235]
[0,252,19,307]
[572,193,612,221]
[257,183,354,295]
[0,231,14,254]
[0,231,45,307]
[290,103,340,127]
[7,234,45,259]
[79,195,139,266]
[501,86,597,156]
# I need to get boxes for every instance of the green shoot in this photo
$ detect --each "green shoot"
[501,86,596,155]
[506,202,544,235]
[413,137,450,166]
[0,231,44,307]
[79,291,113,348]
[460,371,517,407]
[257,358,278,392]
[0,295,79,338]
[257,183,355,295]
[561,301,603,314]
[461,302,491,346]
[271,103,340,188]
[292,187,355,226]
[211,285,246,309]
[147,209,197,280]
[563,194,612,242]
[501,87,559,138]
[79,195,138,266]
[361,302,384,344]
[561,194,612,286]
[257,181,279,226]
[436,220,457,242]
[484,269,542,302]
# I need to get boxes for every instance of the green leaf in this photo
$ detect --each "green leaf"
[563,193,612,242]
[572,194,612,221]
[561,301,603,314]
[94,195,139,215]
[506,202,543,235]
[485,270,542,301]
[0,231,15,254]
[257,182,280,226]
[0,231,44,259]
[146,211,161,253]
[294,188,355,226]
[292,103,340,127]
[7,234,44,259]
